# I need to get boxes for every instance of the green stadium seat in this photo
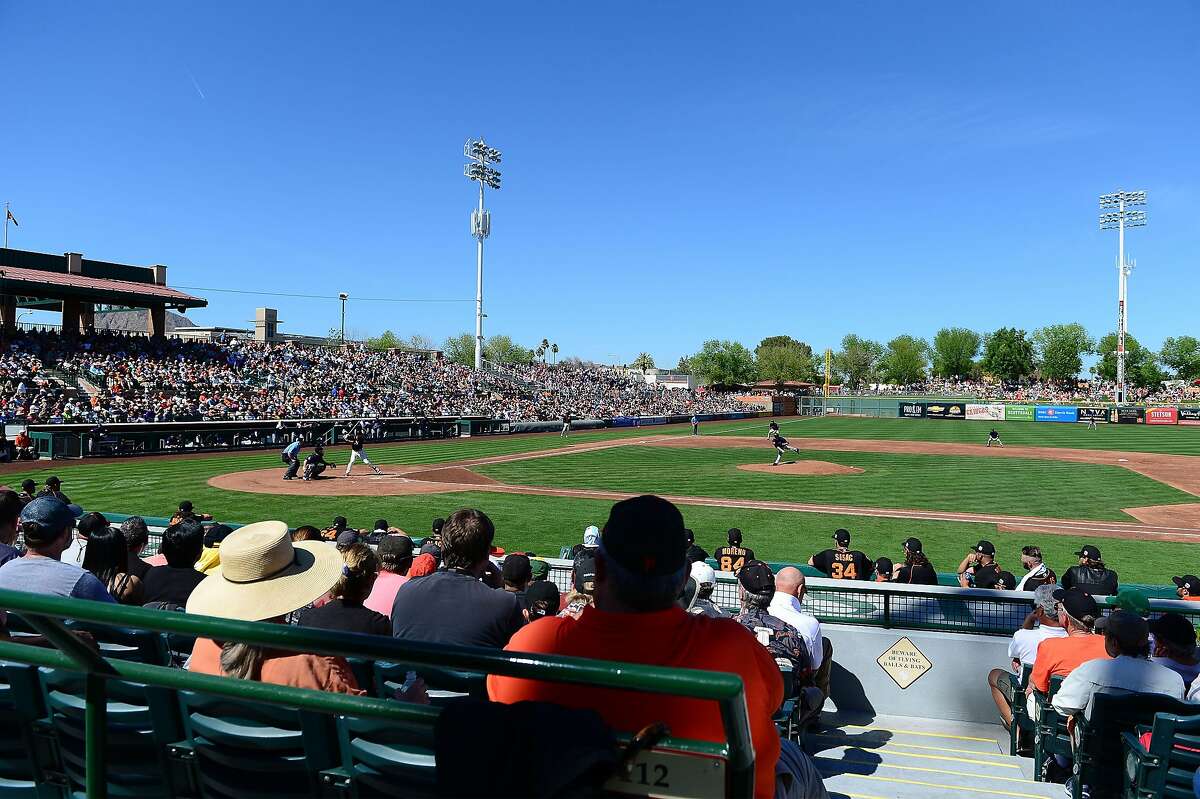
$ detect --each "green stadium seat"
[64,622,171,666]
[1123,710,1200,799]
[320,715,437,799]
[0,662,63,798]
[169,691,339,798]
[1007,663,1034,756]
[1033,675,1069,781]
[37,668,184,798]
[1070,692,1195,799]
[371,661,485,705]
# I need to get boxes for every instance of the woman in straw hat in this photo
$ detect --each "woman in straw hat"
[185,521,363,694]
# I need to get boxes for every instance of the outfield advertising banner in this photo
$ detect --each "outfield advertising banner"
[1115,407,1144,424]
[1146,407,1179,425]
[898,402,926,419]
[1004,404,1034,421]
[1179,407,1200,426]
[1076,407,1109,424]
[924,402,966,420]
[1035,405,1079,423]
[965,403,1006,422]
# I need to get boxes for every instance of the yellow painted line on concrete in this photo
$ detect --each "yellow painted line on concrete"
[829,757,1031,783]
[841,724,997,743]
[833,773,1051,799]
[837,748,1021,769]
[814,735,1016,758]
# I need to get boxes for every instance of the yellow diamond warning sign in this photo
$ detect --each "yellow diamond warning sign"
[877,637,933,690]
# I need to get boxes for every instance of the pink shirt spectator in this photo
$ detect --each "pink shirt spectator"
[364,571,409,615]
[143,553,167,567]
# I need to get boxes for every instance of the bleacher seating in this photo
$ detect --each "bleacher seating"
[1124,711,1200,798]
[1070,692,1194,799]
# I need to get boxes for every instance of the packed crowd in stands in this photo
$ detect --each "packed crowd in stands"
[0,330,754,424]
[843,376,1200,404]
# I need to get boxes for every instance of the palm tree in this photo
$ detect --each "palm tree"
[633,352,655,374]
[535,345,546,362]
[539,339,550,363]
[550,343,559,365]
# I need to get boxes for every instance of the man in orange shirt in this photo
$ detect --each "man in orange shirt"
[488,495,826,799]
[1027,587,1108,718]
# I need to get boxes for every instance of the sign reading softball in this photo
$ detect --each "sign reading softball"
[877,636,933,690]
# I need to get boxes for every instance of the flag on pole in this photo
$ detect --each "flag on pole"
[4,209,16,226]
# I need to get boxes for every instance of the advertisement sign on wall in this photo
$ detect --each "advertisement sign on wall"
[1004,404,1034,422]
[898,402,926,419]
[1075,407,1109,424]
[965,403,1006,422]
[1146,407,1179,425]
[1179,407,1200,426]
[1114,407,1144,424]
[1034,405,1079,423]
[924,402,966,420]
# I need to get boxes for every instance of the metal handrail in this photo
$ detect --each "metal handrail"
[0,587,756,799]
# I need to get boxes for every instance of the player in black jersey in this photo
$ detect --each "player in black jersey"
[714,528,755,573]
[767,421,800,466]
[809,528,872,580]
[344,432,383,476]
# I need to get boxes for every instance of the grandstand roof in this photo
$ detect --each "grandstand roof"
[0,247,206,310]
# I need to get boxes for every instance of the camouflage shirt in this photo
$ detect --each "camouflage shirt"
[735,605,811,674]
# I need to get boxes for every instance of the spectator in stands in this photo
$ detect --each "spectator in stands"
[82,525,144,605]
[1149,612,1200,691]
[391,509,524,648]
[13,429,34,461]
[186,521,363,693]
[1015,545,1056,591]
[770,567,831,702]
[1060,544,1118,595]
[173,500,213,524]
[987,585,1067,730]
[872,557,893,582]
[501,554,532,609]
[523,579,560,622]
[560,553,597,619]
[736,561,812,676]
[143,520,206,607]
[893,538,937,585]
[324,515,350,540]
[568,525,601,560]
[687,561,728,618]
[119,516,151,579]
[63,511,106,568]
[715,528,755,573]
[529,558,550,582]
[363,535,413,615]
[407,553,437,578]
[291,525,322,542]
[0,490,24,566]
[1053,610,1184,716]
[335,531,360,553]
[809,529,870,580]
[1173,576,1200,601]
[957,540,1003,588]
[37,475,70,504]
[685,528,709,563]
[1027,588,1108,712]
[0,497,114,602]
[297,544,391,635]
[17,479,36,506]
[196,524,233,575]
[489,495,826,799]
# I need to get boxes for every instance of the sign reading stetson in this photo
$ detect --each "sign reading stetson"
[877,637,933,689]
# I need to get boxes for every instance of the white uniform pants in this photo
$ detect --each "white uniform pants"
[346,449,372,472]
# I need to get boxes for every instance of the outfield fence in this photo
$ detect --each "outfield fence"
[797,395,1200,426]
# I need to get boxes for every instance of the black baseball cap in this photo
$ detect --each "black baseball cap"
[685,528,695,545]
[46,476,62,486]
[1053,587,1099,620]
[525,580,560,618]
[379,534,414,561]
[1150,613,1198,649]
[601,495,687,578]
[1174,576,1200,594]
[833,529,851,545]
[502,554,532,585]
[874,557,893,575]
[332,516,348,531]
[993,571,1016,590]
[419,541,442,560]
[1076,544,1102,560]
[203,524,234,549]
[179,501,194,513]
[902,537,923,553]
[374,519,389,531]
[432,517,445,534]
[573,552,597,594]
[737,560,775,595]
[19,479,34,492]
[727,528,743,545]
[975,540,995,556]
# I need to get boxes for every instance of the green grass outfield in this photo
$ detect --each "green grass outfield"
[2,416,1198,585]
[476,445,1195,521]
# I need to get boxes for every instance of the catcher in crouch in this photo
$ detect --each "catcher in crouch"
[767,421,801,466]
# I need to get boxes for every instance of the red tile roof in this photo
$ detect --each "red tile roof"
[0,265,206,307]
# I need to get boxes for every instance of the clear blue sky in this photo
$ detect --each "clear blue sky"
[3,2,1197,367]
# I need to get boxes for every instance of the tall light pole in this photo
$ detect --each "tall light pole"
[1099,190,1146,404]
[338,293,348,343]
[464,138,501,370]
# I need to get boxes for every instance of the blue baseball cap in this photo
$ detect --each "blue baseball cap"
[19,497,78,543]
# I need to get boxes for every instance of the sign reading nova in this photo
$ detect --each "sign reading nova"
[1034,405,1078,423]
[1003,404,1034,422]
[1076,406,1109,424]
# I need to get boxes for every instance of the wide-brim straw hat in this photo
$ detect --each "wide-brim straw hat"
[186,520,343,621]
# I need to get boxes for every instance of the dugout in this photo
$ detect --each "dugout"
[0,247,206,337]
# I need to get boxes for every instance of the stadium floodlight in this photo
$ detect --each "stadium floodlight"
[1098,188,1148,405]
[464,138,503,370]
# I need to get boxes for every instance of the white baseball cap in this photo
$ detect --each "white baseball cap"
[690,561,716,586]
[583,525,600,548]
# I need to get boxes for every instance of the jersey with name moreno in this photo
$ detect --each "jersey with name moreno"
[715,545,754,573]
[812,549,872,580]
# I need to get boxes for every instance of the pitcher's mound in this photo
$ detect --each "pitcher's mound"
[737,461,863,476]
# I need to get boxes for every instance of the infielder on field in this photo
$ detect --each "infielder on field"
[986,428,1004,447]
[345,433,382,476]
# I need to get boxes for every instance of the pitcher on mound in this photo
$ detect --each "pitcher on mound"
[768,421,800,466]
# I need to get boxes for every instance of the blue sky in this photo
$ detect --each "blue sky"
[2,2,1197,367]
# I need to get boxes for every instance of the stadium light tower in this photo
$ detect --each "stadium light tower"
[1099,189,1147,405]
[464,138,501,371]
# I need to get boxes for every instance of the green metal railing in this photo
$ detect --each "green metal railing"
[0,588,756,799]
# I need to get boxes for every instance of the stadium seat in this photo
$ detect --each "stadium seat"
[1033,675,1069,780]
[1123,710,1200,799]
[370,661,486,705]
[169,691,339,798]
[1007,663,1034,755]
[0,662,62,798]
[1071,693,1195,799]
[65,622,171,666]
[37,668,185,798]
[320,715,437,798]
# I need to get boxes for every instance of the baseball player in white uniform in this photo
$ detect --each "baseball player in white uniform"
[345,433,382,476]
